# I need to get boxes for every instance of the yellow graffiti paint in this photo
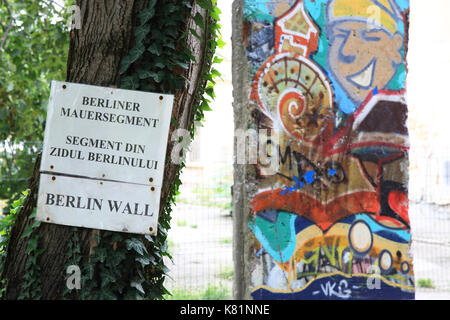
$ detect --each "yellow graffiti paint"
[330,0,398,34]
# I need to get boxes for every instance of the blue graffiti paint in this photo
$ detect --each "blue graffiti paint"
[248,211,297,263]
[281,170,316,195]
[373,86,379,95]
[251,274,414,300]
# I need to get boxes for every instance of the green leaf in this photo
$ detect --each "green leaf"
[217,38,226,49]
[144,234,154,243]
[100,269,117,287]
[6,82,14,92]
[134,24,151,44]
[131,280,145,295]
[129,43,146,63]
[193,12,205,30]
[138,8,155,25]
[164,41,175,50]
[189,28,202,41]
[196,0,213,10]
[93,247,107,263]
[147,43,161,56]
[136,256,152,267]
[213,56,224,64]
[125,238,147,256]
[201,101,212,111]
[120,55,134,74]
[174,60,189,70]
[151,71,165,83]
[205,86,215,99]
[137,69,153,80]
[120,75,139,90]
[21,225,34,239]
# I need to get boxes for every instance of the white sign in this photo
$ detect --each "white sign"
[36,81,174,235]
[37,174,160,234]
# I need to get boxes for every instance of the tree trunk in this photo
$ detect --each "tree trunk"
[1,0,211,300]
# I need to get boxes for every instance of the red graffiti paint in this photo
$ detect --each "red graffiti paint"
[388,190,410,225]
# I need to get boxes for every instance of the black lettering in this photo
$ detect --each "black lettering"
[65,195,76,208]
[61,107,70,117]
[108,200,122,212]
[46,193,55,205]
[92,198,102,211]
[56,194,64,206]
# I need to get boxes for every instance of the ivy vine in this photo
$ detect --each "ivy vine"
[63,0,223,300]
[0,0,222,300]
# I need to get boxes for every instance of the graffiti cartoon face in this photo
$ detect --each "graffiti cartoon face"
[326,0,404,103]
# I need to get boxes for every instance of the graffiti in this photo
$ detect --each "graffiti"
[243,0,413,300]
[314,279,352,299]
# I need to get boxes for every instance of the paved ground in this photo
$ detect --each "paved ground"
[165,202,450,300]
[410,202,450,299]
[163,204,233,296]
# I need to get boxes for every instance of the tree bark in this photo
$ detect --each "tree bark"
[1,0,211,300]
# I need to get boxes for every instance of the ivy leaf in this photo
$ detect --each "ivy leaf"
[201,101,212,111]
[100,269,117,287]
[126,238,147,256]
[205,86,215,99]
[217,38,226,49]
[134,24,151,44]
[196,0,212,10]
[21,225,34,239]
[213,56,224,64]
[129,43,146,63]
[138,7,155,25]
[100,289,118,300]
[135,256,152,267]
[131,280,145,295]
[151,71,165,83]
[189,28,202,41]
[183,0,192,8]
[120,74,140,90]
[163,41,175,50]
[120,55,134,74]
[193,12,205,30]
[137,69,153,80]
[174,60,189,70]
[147,43,161,56]
[144,234,154,243]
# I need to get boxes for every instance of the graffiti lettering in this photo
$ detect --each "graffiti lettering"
[314,280,351,299]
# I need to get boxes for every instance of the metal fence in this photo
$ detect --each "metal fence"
[163,163,234,299]
[409,151,450,299]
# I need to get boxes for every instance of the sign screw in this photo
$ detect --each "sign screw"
[62,84,67,89]
[159,96,163,101]
[52,176,56,181]
[46,217,50,221]
[149,178,153,183]
[50,165,54,170]
[149,227,153,233]
[151,187,155,192]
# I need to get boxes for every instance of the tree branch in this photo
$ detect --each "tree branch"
[0,0,14,60]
